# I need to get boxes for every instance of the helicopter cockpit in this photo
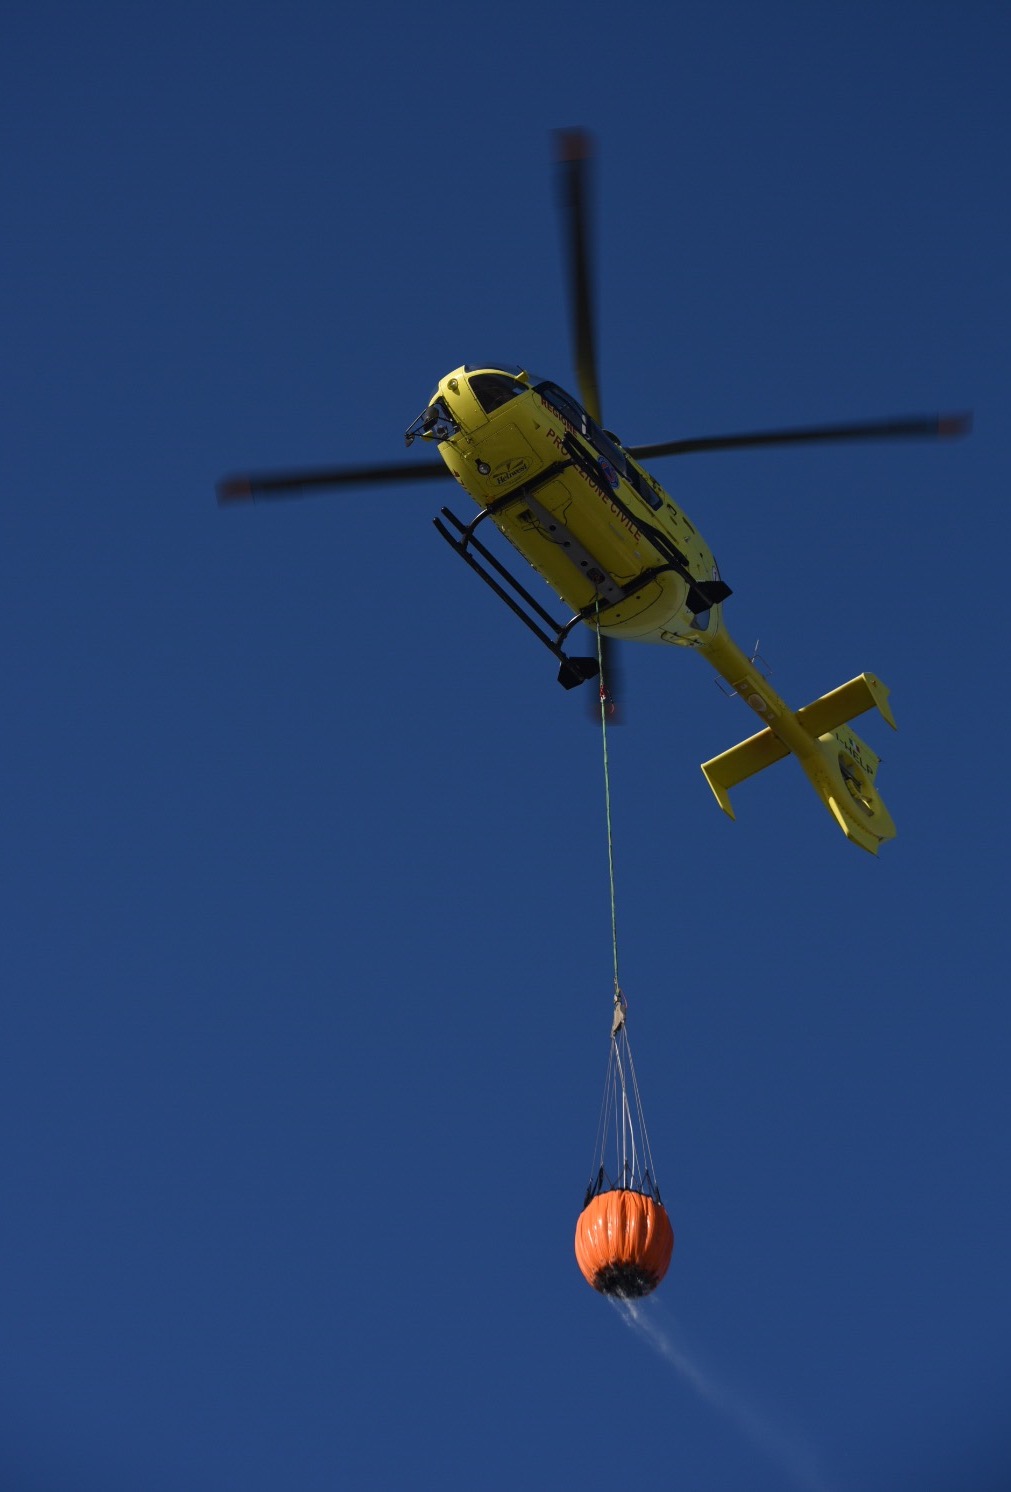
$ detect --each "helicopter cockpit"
[406,365,538,446]
[465,365,533,415]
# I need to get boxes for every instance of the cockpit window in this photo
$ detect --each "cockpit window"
[625,460,663,510]
[464,363,525,377]
[537,381,635,483]
[469,373,527,415]
[535,381,587,433]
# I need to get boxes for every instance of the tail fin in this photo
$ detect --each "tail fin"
[701,673,898,854]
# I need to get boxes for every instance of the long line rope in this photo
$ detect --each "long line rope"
[594,613,621,1002]
[590,615,664,1205]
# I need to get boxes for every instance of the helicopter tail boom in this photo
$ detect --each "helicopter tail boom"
[701,671,898,854]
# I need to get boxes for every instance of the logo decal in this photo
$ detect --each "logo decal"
[491,457,530,487]
[598,456,620,489]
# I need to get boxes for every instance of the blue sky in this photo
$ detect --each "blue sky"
[3,3,1009,1488]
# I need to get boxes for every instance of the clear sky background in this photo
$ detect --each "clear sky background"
[3,4,1009,1489]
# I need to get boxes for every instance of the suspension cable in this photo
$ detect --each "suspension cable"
[587,613,665,1206]
[594,611,621,1003]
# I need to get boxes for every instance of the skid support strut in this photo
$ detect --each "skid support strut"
[433,505,598,689]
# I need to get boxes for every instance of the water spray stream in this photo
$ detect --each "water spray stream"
[609,1295,837,1492]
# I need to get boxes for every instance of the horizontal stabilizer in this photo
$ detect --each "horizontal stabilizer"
[701,730,788,818]
[795,672,896,736]
[701,672,897,826]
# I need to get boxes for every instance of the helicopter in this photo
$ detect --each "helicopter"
[218,130,969,855]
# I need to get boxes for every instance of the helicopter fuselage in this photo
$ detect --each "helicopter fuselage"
[420,365,724,651]
[414,364,898,854]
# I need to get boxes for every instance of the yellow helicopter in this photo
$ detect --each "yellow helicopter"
[218,130,969,855]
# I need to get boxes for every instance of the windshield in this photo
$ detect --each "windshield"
[469,372,529,415]
[463,363,526,377]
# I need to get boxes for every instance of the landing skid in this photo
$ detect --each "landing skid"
[433,505,599,689]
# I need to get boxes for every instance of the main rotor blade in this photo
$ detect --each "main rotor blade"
[217,459,446,504]
[628,412,972,462]
[556,128,602,426]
